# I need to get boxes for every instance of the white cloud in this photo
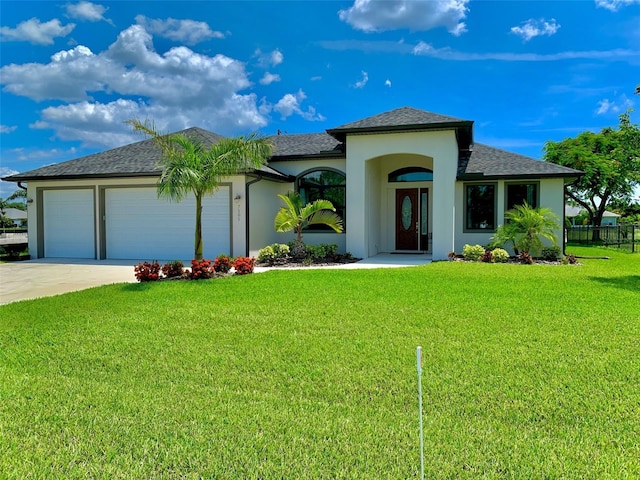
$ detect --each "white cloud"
[270,90,325,121]
[135,15,224,45]
[311,76,322,81]
[0,24,273,146]
[65,2,111,23]
[0,168,21,196]
[595,0,640,11]
[339,0,469,36]
[254,48,284,68]
[511,18,560,42]
[354,71,369,88]
[385,79,392,87]
[259,72,281,85]
[1,125,17,133]
[0,18,75,45]
[411,41,638,62]
[595,95,633,115]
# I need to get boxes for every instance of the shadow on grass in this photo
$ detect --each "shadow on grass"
[588,275,640,292]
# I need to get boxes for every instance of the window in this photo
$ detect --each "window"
[506,183,538,210]
[297,169,346,231]
[388,167,433,183]
[465,183,496,231]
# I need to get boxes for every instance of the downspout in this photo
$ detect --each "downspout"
[17,182,28,191]
[245,174,263,257]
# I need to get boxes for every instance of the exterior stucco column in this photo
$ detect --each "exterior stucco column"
[345,152,367,259]
[432,151,457,260]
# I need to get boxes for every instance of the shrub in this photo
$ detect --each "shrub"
[134,261,161,282]
[518,252,534,265]
[541,246,561,261]
[189,259,214,280]
[462,244,485,261]
[257,244,290,264]
[233,256,255,275]
[306,243,338,261]
[491,248,510,263]
[562,254,578,265]
[447,251,457,261]
[161,260,184,278]
[288,242,307,261]
[213,254,233,273]
[481,250,493,263]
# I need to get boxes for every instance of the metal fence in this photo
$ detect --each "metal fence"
[566,224,639,253]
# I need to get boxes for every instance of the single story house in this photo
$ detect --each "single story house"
[3,107,582,261]
[565,205,620,226]
[1,207,28,227]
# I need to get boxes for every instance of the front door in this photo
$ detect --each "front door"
[396,189,418,250]
[395,188,429,251]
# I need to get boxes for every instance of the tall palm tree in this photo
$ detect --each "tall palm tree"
[491,202,560,255]
[126,119,273,260]
[274,191,343,245]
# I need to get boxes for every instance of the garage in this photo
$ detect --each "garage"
[42,189,96,258]
[104,187,231,260]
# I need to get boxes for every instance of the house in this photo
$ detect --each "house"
[2,107,582,261]
[1,207,28,227]
[565,205,620,226]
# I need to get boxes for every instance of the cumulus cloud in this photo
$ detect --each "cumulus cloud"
[339,0,469,35]
[0,18,75,45]
[1,125,17,133]
[385,79,392,87]
[135,15,224,45]
[65,2,111,23]
[511,18,560,42]
[354,71,369,88]
[595,95,633,115]
[254,48,284,68]
[595,0,640,10]
[0,168,20,196]
[264,90,325,121]
[0,24,275,147]
[259,72,281,85]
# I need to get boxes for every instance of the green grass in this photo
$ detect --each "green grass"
[1,247,638,479]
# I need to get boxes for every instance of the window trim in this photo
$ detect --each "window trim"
[463,182,498,233]
[388,167,433,183]
[296,167,346,234]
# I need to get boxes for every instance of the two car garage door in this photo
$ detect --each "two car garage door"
[42,187,231,260]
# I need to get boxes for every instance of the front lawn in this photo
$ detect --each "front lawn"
[1,247,638,478]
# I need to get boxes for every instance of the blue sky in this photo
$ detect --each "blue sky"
[1,0,639,198]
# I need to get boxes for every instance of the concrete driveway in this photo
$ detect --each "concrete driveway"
[0,259,137,305]
[0,254,432,305]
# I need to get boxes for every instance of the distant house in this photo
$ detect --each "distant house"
[565,206,620,226]
[1,207,27,227]
[3,107,582,261]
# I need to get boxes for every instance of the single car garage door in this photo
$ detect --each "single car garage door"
[43,189,96,258]
[104,187,231,260]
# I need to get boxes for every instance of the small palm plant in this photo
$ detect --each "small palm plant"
[491,202,560,256]
[274,191,343,245]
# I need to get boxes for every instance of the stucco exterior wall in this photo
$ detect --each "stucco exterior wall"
[345,130,458,260]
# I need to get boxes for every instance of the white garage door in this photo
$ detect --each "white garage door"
[105,187,230,260]
[43,189,95,258]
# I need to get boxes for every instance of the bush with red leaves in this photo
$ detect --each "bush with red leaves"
[134,261,161,282]
[161,260,185,278]
[213,254,233,273]
[233,256,255,275]
[189,259,214,280]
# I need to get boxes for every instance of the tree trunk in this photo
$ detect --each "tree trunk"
[194,194,203,260]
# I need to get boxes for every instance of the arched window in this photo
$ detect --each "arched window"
[388,167,433,182]
[297,169,346,231]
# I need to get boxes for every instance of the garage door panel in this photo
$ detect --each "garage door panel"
[105,187,230,260]
[43,189,95,258]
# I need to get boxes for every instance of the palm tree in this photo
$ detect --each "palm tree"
[491,202,560,255]
[274,191,343,245]
[126,119,273,260]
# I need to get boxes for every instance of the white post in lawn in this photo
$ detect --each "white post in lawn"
[417,346,425,480]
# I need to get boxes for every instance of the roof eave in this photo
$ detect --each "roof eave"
[1,171,163,182]
[327,120,474,142]
[457,172,584,181]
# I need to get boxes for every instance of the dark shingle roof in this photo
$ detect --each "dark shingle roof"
[6,127,225,181]
[459,143,581,179]
[269,133,343,158]
[328,106,470,140]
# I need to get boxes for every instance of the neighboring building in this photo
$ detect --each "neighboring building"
[565,206,620,226]
[2,107,582,261]
[1,207,27,227]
